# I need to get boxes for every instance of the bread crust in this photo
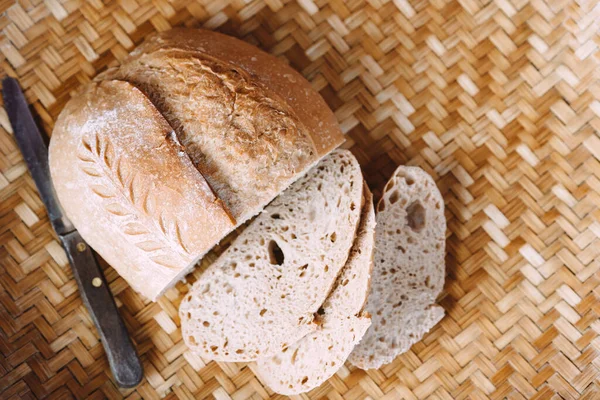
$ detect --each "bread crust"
[98,28,344,222]
[48,80,235,301]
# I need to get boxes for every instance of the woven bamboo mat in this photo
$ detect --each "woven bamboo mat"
[1,0,600,398]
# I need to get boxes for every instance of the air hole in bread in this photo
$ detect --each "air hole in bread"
[291,348,299,365]
[384,180,395,193]
[435,202,441,209]
[330,232,337,243]
[236,349,244,354]
[424,276,431,288]
[291,233,297,240]
[406,176,415,185]
[406,201,426,232]
[389,191,400,204]
[407,236,415,244]
[260,309,267,316]
[203,321,210,327]
[271,213,281,219]
[350,202,356,211]
[301,377,309,384]
[393,301,403,308]
[268,240,285,265]
[378,201,386,212]
[234,273,241,278]
[324,265,329,272]
[188,336,196,345]
[397,245,406,253]
[341,278,349,286]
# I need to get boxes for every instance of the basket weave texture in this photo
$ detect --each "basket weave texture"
[1,0,600,399]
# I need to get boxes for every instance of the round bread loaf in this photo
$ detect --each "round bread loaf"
[49,29,344,301]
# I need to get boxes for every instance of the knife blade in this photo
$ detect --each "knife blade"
[2,77,143,388]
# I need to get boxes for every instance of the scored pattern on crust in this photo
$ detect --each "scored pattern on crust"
[77,132,190,269]
[101,52,317,213]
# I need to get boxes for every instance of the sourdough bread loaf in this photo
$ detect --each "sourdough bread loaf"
[49,80,235,300]
[98,28,343,224]
[348,167,446,369]
[179,150,364,361]
[255,186,375,395]
[49,29,344,300]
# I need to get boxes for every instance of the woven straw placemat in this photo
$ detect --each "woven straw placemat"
[1,0,600,399]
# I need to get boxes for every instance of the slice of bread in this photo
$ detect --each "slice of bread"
[254,186,376,395]
[348,167,446,370]
[179,150,364,361]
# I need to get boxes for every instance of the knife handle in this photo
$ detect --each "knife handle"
[59,231,143,388]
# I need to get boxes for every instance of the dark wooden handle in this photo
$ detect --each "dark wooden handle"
[60,231,143,388]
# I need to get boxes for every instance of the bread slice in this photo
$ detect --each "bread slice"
[98,28,344,226]
[254,186,375,395]
[49,80,236,301]
[179,150,364,361]
[348,167,446,370]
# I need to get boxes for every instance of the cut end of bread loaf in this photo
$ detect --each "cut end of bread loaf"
[180,150,364,361]
[254,185,375,395]
[349,166,446,370]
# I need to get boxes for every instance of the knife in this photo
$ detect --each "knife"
[2,77,143,388]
